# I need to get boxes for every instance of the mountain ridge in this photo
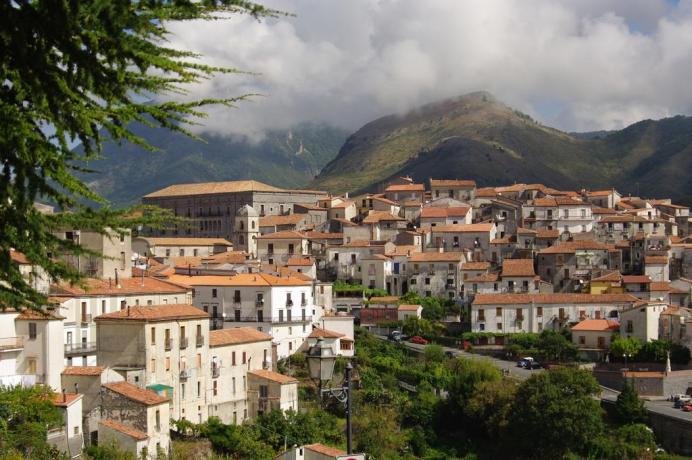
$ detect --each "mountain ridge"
[311,92,692,204]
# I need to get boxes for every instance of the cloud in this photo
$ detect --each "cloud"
[162,0,692,137]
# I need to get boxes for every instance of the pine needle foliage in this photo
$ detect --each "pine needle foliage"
[0,0,277,309]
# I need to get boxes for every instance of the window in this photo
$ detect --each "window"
[478,309,485,321]
[120,300,126,310]
[242,351,247,365]
[242,376,246,390]
[232,377,236,394]
[151,358,156,372]
[165,357,170,371]
[232,351,236,366]
[286,293,293,306]
[28,323,37,340]
[197,381,201,397]
[496,307,502,316]
[425,278,430,285]
[579,336,586,345]
[234,290,241,303]
[151,327,156,344]
[101,300,106,314]
[212,288,217,298]
[537,307,543,317]
[213,380,218,396]
[155,410,161,431]
[259,384,269,398]
[497,323,502,330]
[181,383,185,399]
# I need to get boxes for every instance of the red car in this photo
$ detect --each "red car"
[682,404,692,412]
[410,336,429,345]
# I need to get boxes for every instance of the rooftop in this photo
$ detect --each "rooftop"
[473,293,639,305]
[144,180,325,198]
[430,179,476,188]
[500,259,535,277]
[103,381,170,405]
[167,273,311,287]
[61,366,106,376]
[248,369,298,384]
[51,277,188,297]
[137,237,232,247]
[308,327,345,339]
[95,304,208,322]
[99,419,148,441]
[304,443,347,458]
[571,319,620,332]
[209,327,272,347]
[408,251,465,262]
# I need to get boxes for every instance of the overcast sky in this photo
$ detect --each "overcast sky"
[164,0,692,139]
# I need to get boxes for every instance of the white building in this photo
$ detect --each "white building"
[168,273,318,358]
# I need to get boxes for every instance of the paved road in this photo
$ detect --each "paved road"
[381,335,692,422]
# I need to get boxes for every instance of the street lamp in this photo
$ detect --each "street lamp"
[307,337,354,454]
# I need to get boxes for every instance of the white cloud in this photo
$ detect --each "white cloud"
[162,0,692,137]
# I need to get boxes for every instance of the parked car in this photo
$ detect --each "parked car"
[410,336,429,345]
[444,351,455,359]
[682,404,692,412]
[529,362,543,370]
[674,397,691,408]
[517,357,535,368]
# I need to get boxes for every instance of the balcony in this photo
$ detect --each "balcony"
[0,336,24,352]
[64,341,97,356]
[80,314,93,325]
[255,300,264,308]
[233,298,242,305]
[164,338,173,351]
[301,300,307,307]
[224,315,312,324]
[211,365,220,378]
[196,335,204,347]
[286,300,294,307]
[180,337,189,349]
[211,318,224,330]
[180,369,189,380]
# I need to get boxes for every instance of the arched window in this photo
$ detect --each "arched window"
[239,221,244,230]
[251,220,255,229]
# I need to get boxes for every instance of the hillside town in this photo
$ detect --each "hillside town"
[3,176,692,458]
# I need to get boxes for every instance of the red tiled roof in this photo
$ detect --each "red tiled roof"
[650,282,671,292]
[420,207,470,218]
[51,277,188,297]
[9,249,30,264]
[144,180,325,198]
[259,214,306,227]
[95,304,208,322]
[398,304,422,311]
[308,327,345,339]
[304,443,347,457]
[591,272,622,282]
[256,230,306,240]
[536,229,560,239]
[645,256,668,265]
[167,273,311,287]
[430,179,476,188]
[571,319,620,331]
[16,309,65,320]
[248,369,298,384]
[103,382,170,405]
[517,227,537,235]
[473,293,639,305]
[62,366,106,376]
[139,237,232,247]
[539,240,614,254]
[408,252,465,262]
[52,392,82,407]
[431,223,494,233]
[501,259,535,277]
[362,211,405,223]
[209,327,272,347]
[99,419,148,441]
[462,262,491,270]
[622,275,651,284]
[385,184,425,192]
[533,197,588,207]
[368,296,400,304]
[287,257,314,266]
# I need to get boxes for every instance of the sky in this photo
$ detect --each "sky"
[163,0,692,139]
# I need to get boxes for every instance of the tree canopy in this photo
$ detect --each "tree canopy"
[0,0,275,309]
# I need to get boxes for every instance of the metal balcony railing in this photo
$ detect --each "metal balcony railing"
[180,369,189,380]
[211,365,220,378]
[196,335,204,347]
[80,314,92,324]
[64,341,97,356]
[164,338,172,351]
[180,337,189,349]
[255,300,264,308]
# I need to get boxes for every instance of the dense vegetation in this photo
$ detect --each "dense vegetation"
[312,92,692,205]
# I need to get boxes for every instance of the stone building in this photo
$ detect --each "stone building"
[141,180,326,240]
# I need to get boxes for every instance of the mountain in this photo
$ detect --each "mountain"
[312,92,692,205]
[78,122,349,206]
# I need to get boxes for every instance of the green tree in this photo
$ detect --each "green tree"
[402,317,433,337]
[84,440,137,460]
[0,386,65,459]
[424,344,445,364]
[509,367,604,458]
[536,329,576,362]
[0,0,275,310]
[353,406,408,459]
[444,358,501,418]
[610,336,642,362]
[614,381,647,425]
[201,417,274,460]
[253,409,343,452]
[465,379,517,438]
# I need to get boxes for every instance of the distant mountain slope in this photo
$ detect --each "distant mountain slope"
[312,92,692,205]
[78,123,348,206]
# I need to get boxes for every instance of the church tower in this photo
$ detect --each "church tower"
[234,205,259,257]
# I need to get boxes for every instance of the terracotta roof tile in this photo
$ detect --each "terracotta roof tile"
[16,309,65,320]
[62,366,106,376]
[362,211,405,223]
[9,249,30,264]
[51,277,188,297]
[308,327,345,339]
[473,293,639,305]
[304,443,347,457]
[95,304,208,322]
[500,259,535,277]
[384,184,425,192]
[52,392,82,407]
[466,272,500,282]
[248,369,298,384]
[430,179,476,188]
[571,319,620,331]
[398,304,422,311]
[144,180,326,198]
[650,282,671,292]
[536,229,560,239]
[408,252,465,262]
[517,227,538,234]
[645,256,668,265]
[368,296,400,304]
[167,273,311,287]
[539,240,614,254]
[591,272,622,282]
[259,214,306,227]
[462,262,491,270]
[209,327,272,347]
[475,188,498,198]
[103,382,170,405]
[287,257,314,266]
[622,275,651,284]
[99,419,148,441]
